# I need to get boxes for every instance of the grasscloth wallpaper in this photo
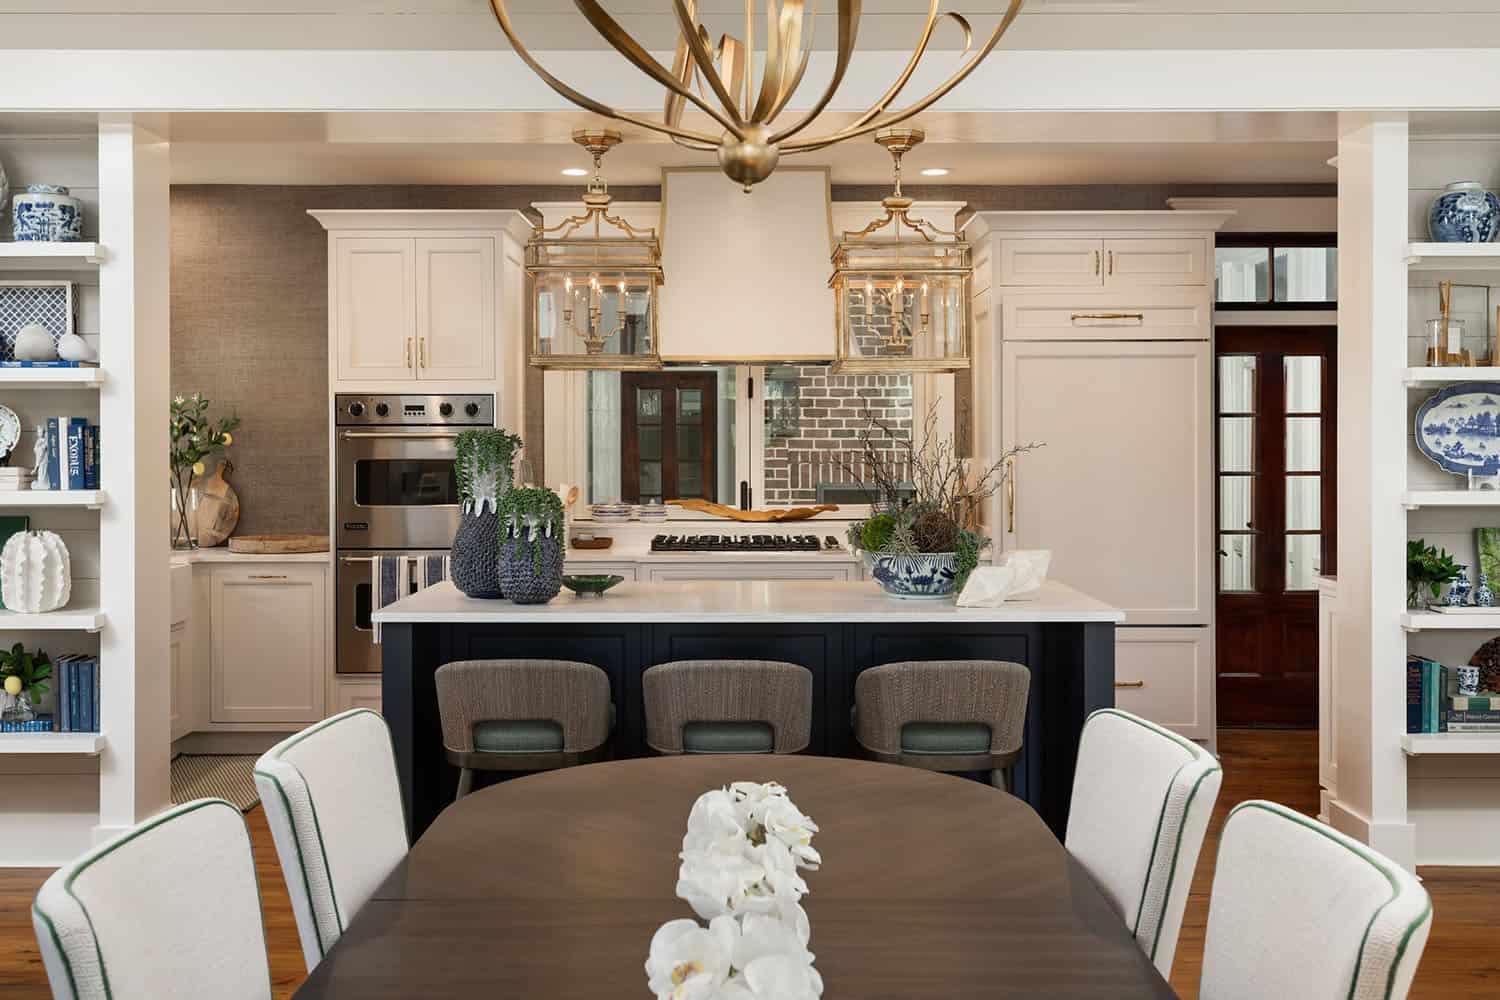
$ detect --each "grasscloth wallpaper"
[170,182,1333,534]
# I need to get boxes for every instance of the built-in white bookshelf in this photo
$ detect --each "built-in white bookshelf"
[1405,242,1500,271]
[1404,366,1500,386]
[1401,491,1500,509]
[0,490,106,509]
[0,607,106,632]
[0,241,103,268]
[0,368,103,389]
[1401,610,1500,632]
[1402,732,1500,755]
[0,731,104,754]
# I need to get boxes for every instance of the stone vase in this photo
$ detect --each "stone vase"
[1,529,71,613]
[498,529,563,605]
[451,510,503,599]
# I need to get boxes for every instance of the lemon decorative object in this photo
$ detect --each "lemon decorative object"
[3,674,20,696]
[0,642,51,724]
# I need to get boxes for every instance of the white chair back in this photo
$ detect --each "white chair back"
[31,798,271,1000]
[1065,707,1222,976]
[253,708,409,972]
[1201,800,1432,1000]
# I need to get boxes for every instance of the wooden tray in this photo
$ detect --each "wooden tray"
[227,533,330,554]
[570,536,614,550]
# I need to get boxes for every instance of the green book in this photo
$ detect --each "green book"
[0,515,28,610]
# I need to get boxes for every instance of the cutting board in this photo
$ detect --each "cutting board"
[227,533,329,554]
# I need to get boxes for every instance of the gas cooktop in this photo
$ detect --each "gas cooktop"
[650,533,840,553]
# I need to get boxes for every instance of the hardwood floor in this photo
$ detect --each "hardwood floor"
[2,731,1496,998]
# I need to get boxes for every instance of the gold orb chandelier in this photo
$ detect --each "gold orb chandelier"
[487,0,1027,191]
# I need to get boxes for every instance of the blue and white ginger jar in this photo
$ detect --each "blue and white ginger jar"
[868,551,959,600]
[1428,182,1499,244]
[13,185,83,242]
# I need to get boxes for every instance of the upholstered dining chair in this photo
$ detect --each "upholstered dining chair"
[32,798,272,1000]
[435,658,614,796]
[1065,708,1222,979]
[643,659,812,754]
[253,708,409,975]
[851,659,1031,790]
[1200,800,1432,1000]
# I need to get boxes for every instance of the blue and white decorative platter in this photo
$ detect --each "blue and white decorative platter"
[1415,382,1500,476]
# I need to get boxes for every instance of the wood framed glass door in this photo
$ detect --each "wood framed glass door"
[1216,326,1336,727]
[621,372,718,504]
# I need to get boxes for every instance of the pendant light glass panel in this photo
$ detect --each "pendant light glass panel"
[529,236,662,369]
[832,237,971,373]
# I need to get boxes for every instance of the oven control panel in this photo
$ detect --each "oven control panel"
[334,394,495,427]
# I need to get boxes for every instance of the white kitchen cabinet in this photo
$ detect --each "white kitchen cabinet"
[999,238,1102,287]
[1000,287,1212,342]
[1103,237,1207,287]
[209,565,327,724]
[1000,338,1213,626]
[169,563,193,742]
[1114,627,1214,741]
[334,237,416,381]
[331,677,382,716]
[647,563,855,583]
[416,237,496,380]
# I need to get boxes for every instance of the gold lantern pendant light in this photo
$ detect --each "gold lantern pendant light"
[830,127,972,373]
[527,129,665,370]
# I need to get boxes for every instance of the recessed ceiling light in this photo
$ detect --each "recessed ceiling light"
[562,167,589,177]
[920,167,951,177]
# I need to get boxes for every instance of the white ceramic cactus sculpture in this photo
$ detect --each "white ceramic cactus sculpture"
[1,530,71,613]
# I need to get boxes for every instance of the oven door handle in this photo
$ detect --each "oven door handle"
[339,555,379,564]
[338,430,465,440]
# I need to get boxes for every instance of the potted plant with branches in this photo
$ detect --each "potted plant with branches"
[497,485,566,604]
[0,642,51,724]
[169,393,240,550]
[450,428,524,598]
[842,404,1041,599]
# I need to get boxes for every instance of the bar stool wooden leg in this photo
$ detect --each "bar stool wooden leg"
[455,767,474,801]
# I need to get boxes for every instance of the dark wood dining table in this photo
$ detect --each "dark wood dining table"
[293,755,1178,999]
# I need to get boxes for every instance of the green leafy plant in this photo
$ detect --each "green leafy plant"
[842,403,1044,590]
[1408,538,1464,608]
[455,428,523,513]
[169,393,240,548]
[498,486,564,572]
[0,642,51,702]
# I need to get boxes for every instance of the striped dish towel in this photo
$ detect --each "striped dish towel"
[371,554,410,645]
[412,553,451,592]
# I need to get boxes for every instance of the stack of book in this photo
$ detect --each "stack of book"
[54,654,99,733]
[0,715,55,733]
[33,416,99,491]
[0,467,34,491]
[1408,653,1500,732]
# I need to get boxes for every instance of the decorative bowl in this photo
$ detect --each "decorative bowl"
[561,573,625,597]
[866,552,959,600]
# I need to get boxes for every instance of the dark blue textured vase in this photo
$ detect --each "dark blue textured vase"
[450,511,502,599]
[498,530,563,604]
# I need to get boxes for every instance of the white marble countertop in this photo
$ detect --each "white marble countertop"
[372,579,1124,625]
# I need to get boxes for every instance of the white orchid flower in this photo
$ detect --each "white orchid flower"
[645,918,733,1000]
[676,852,770,921]
[757,799,821,872]
[735,954,825,999]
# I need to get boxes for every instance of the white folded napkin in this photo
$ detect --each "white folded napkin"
[956,550,1053,607]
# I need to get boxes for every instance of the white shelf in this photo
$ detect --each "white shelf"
[1405,242,1500,270]
[0,242,103,268]
[1402,610,1500,632]
[0,607,105,632]
[0,368,103,389]
[1403,733,1500,755]
[0,490,105,509]
[0,731,104,754]
[1402,490,1500,509]
[1404,366,1500,386]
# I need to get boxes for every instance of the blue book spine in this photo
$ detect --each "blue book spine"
[66,418,87,491]
[44,418,60,490]
[0,360,84,368]
[80,658,93,733]
[91,658,100,732]
[83,426,98,490]
[67,656,78,734]
[1407,657,1424,734]
[55,656,68,732]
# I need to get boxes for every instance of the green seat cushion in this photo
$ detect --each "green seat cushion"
[471,704,615,754]
[899,722,992,755]
[682,721,775,754]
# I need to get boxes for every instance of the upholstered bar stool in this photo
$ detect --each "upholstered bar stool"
[435,659,613,799]
[852,659,1031,790]
[643,659,813,754]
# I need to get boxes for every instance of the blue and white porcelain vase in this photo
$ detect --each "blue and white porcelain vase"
[867,551,960,600]
[1477,572,1496,609]
[1428,182,1500,244]
[1446,567,1473,607]
[12,185,83,242]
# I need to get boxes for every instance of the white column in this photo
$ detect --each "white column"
[95,116,172,838]
[1331,113,1414,868]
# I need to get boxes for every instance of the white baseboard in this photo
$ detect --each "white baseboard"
[1326,797,1417,870]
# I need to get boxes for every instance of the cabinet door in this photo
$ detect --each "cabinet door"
[1103,237,1208,288]
[1114,627,1214,741]
[336,238,416,381]
[170,622,190,742]
[998,238,1103,287]
[416,237,496,381]
[210,567,326,724]
[1001,288,1212,342]
[332,678,382,716]
[1001,339,1212,624]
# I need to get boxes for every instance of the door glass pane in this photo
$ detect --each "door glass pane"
[678,389,702,422]
[1284,356,1322,413]
[1286,534,1322,590]
[678,424,702,461]
[1286,476,1321,530]
[639,461,662,499]
[1220,535,1255,592]
[1219,355,1256,413]
[1219,476,1254,530]
[1286,417,1321,472]
[1215,247,1270,303]
[637,388,662,422]
[678,462,702,498]
[1219,417,1255,472]
[353,459,459,506]
[638,425,662,461]
[1274,247,1338,303]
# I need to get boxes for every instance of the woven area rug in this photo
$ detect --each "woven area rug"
[170,754,260,812]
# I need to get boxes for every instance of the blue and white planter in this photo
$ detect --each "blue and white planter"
[867,551,959,600]
[12,185,83,242]
[1428,182,1499,244]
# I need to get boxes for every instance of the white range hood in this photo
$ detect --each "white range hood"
[658,167,836,364]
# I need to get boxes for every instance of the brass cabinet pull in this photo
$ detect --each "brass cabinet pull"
[405,337,413,369]
[1071,312,1145,322]
[1107,250,1115,276]
[248,574,289,581]
[1114,680,1145,689]
[1006,455,1016,534]
[1092,249,1100,275]
[419,338,428,369]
